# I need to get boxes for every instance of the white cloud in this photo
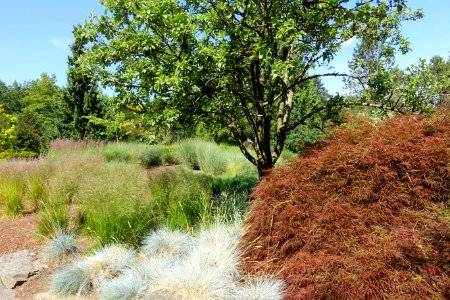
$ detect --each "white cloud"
[342,37,356,47]
[50,37,71,49]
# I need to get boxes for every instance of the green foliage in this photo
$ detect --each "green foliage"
[77,0,420,176]
[346,41,447,114]
[140,145,165,168]
[0,104,16,153]
[148,169,212,230]
[58,25,104,140]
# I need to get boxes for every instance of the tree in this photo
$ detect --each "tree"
[78,0,421,177]
[58,25,104,140]
[0,80,27,115]
[347,50,447,114]
[0,104,16,157]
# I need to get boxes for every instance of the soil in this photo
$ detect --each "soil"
[0,214,62,300]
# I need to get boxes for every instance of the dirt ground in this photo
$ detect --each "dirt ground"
[0,214,62,300]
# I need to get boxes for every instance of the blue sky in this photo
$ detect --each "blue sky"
[0,0,449,93]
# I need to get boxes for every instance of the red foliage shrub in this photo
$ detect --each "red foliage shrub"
[241,110,450,299]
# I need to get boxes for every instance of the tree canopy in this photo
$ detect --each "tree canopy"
[77,0,422,177]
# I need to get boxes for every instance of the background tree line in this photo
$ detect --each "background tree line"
[1,1,450,175]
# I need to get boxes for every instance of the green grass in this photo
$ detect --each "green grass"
[196,141,228,176]
[75,162,155,246]
[211,175,258,223]
[0,139,285,248]
[0,160,51,215]
[37,200,69,236]
[140,145,165,168]
[149,169,213,230]
[101,142,148,163]
[0,178,24,216]
[175,139,200,170]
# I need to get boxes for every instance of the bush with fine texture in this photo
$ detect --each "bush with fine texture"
[175,139,200,170]
[242,111,450,299]
[140,145,165,168]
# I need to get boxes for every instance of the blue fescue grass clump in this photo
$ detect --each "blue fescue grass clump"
[233,276,285,300]
[50,244,135,297]
[141,228,195,258]
[50,259,92,296]
[45,229,79,258]
[48,223,285,300]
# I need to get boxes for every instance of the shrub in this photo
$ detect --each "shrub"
[242,111,450,299]
[140,145,165,168]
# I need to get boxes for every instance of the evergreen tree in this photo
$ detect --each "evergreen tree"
[59,25,103,139]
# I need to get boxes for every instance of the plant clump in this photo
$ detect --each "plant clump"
[49,223,285,300]
[241,111,450,299]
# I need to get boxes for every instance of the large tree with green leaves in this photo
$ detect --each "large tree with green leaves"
[78,0,421,177]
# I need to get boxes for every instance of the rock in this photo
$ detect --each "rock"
[0,283,15,300]
[0,250,39,289]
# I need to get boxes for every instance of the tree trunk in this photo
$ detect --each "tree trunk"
[256,160,273,179]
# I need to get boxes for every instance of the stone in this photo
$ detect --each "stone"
[0,250,38,289]
[0,283,15,300]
